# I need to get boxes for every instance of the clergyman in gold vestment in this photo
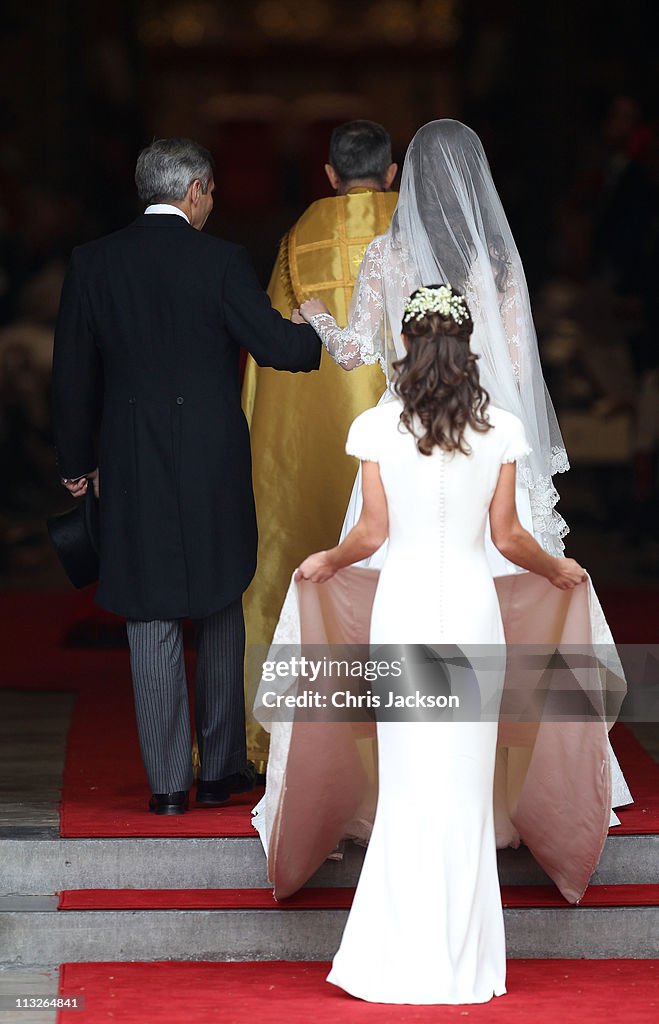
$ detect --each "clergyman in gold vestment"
[242,121,398,764]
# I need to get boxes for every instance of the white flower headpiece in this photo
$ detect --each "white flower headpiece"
[402,285,470,327]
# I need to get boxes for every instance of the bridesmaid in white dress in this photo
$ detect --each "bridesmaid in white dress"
[296,285,586,1005]
[252,122,630,860]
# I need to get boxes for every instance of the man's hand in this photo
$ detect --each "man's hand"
[300,298,330,322]
[62,468,99,499]
[295,550,337,584]
[291,308,305,324]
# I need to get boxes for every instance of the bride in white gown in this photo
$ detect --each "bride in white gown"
[251,121,631,865]
[295,284,586,1004]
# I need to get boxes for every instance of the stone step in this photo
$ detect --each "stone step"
[1,895,657,968]
[0,966,58,1024]
[1,832,656,895]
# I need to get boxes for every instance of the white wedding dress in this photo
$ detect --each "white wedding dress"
[323,398,529,1004]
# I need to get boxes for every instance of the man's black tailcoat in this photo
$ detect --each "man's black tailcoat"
[52,214,320,620]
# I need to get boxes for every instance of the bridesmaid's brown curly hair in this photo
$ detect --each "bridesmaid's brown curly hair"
[393,287,492,456]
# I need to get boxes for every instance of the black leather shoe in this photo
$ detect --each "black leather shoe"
[149,790,189,815]
[196,762,257,806]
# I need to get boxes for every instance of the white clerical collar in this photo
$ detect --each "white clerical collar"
[144,203,190,224]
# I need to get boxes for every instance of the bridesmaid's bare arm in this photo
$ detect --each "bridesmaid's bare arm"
[489,463,585,589]
[295,461,388,583]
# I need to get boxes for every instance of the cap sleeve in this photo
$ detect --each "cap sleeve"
[500,413,532,464]
[345,410,380,462]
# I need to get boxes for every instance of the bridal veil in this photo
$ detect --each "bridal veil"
[367,118,570,554]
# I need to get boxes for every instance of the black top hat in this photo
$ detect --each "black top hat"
[47,485,100,589]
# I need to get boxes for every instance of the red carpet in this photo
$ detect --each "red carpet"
[57,883,659,911]
[60,676,264,835]
[0,589,657,839]
[608,723,659,834]
[56,960,658,1023]
[500,883,659,907]
[58,691,658,838]
[8,594,264,837]
[57,643,264,837]
[57,887,356,910]
[0,591,262,836]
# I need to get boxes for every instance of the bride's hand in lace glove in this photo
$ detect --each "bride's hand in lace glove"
[549,558,587,590]
[300,298,330,322]
[295,550,336,584]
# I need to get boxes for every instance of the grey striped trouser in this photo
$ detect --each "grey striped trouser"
[126,600,246,794]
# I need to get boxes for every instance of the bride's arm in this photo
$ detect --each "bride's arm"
[295,461,388,582]
[299,239,387,372]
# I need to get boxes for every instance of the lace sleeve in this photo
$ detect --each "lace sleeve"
[307,238,387,373]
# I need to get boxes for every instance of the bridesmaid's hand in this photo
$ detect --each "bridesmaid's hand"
[295,550,336,584]
[548,557,587,590]
[300,298,330,322]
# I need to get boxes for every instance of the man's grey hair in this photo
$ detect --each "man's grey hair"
[135,138,215,206]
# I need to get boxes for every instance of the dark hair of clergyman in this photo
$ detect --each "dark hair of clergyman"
[328,120,392,185]
[135,138,215,207]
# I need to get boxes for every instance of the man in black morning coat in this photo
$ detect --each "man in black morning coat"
[51,138,321,814]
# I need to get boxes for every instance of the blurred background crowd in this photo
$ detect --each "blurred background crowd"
[0,0,656,587]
